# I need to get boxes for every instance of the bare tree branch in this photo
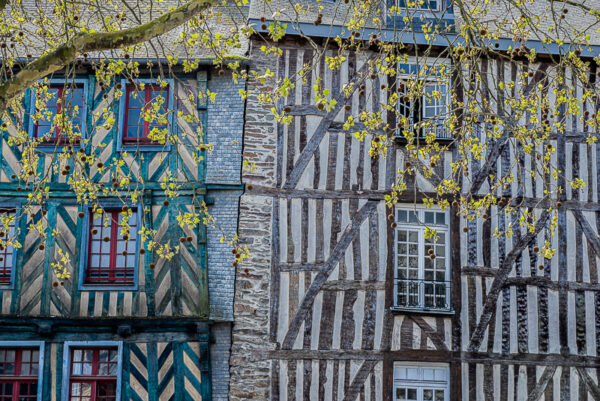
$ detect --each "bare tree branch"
[0,0,213,113]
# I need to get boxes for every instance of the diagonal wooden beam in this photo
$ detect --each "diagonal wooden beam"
[409,316,449,351]
[282,57,375,190]
[577,367,600,400]
[342,359,379,401]
[281,200,378,349]
[526,365,557,401]
[468,210,550,352]
[469,135,509,194]
[573,210,600,259]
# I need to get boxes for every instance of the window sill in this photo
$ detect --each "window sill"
[34,141,82,151]
[80,283,138,291]
[119,142,171,152]
[393,133,454,145]
[390,306,455,316]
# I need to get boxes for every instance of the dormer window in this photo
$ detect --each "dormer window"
[397,0,440,12]
[386,0,453,30]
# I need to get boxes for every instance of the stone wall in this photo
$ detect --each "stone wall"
[229,46,279,400]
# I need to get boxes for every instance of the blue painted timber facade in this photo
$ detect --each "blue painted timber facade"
[0,66,245,401]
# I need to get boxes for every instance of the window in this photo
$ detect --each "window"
[122,84,170,144]
[393,206,450,311]
[397,79,449,139]
[68,348,118,401]
[85,208,138,286]
[396,0,440,11]
[0,209,16,287]
[33,85,85,143]
[0,348,40,401]
[393,363,449,401]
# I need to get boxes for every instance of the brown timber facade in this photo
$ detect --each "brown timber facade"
[230,35,600,401]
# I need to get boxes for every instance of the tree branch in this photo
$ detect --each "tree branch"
[0,0,212,112]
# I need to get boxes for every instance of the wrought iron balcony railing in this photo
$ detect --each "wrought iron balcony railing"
[393,278,451,312]
[394,120,452,141]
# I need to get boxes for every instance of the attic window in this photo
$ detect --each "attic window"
[396,0,441,11]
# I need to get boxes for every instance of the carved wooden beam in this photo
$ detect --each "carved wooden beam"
[280,200,378,349]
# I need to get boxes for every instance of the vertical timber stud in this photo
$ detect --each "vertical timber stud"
[383,200,395,401]
[143,189,156,316]
[148,341,159,401]
[42,341,51,400]
[196,195,209,318]
[41,202,58,315]
[198,324,212,401]
[450,201,462,401]
[70,204,85,315]
[10,204,28,314]
[197,70,208,182]
[173,341,184,401]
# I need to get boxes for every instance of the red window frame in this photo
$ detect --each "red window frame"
[0,209,16,285]
[122,84,170,144]
[0,348,39,401]
[34,85,84,144]
[68,348,118,401]
[85,209,137,285]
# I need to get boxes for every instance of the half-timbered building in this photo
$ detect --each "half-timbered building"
[230,1,600,400]
[0,62,245,401]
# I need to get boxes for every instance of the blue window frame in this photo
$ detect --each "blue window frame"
[61,341,123,401]
[116,78,174,152]
[0,207,20,290]
[0,341,45,401]
[77,204,142,291]
[27,78,89,148]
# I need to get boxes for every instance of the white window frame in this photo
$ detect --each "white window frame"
[395,0,441,12]
[0,341,45,401]
[61,341,123,401]
[393,362,449,401]
[397,66,450,139]
[392,205,451,312]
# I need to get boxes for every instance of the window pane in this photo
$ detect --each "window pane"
[127,108,142,129]
[128,90,145,108]
[397,210,407,222]
[0,382,13,396]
